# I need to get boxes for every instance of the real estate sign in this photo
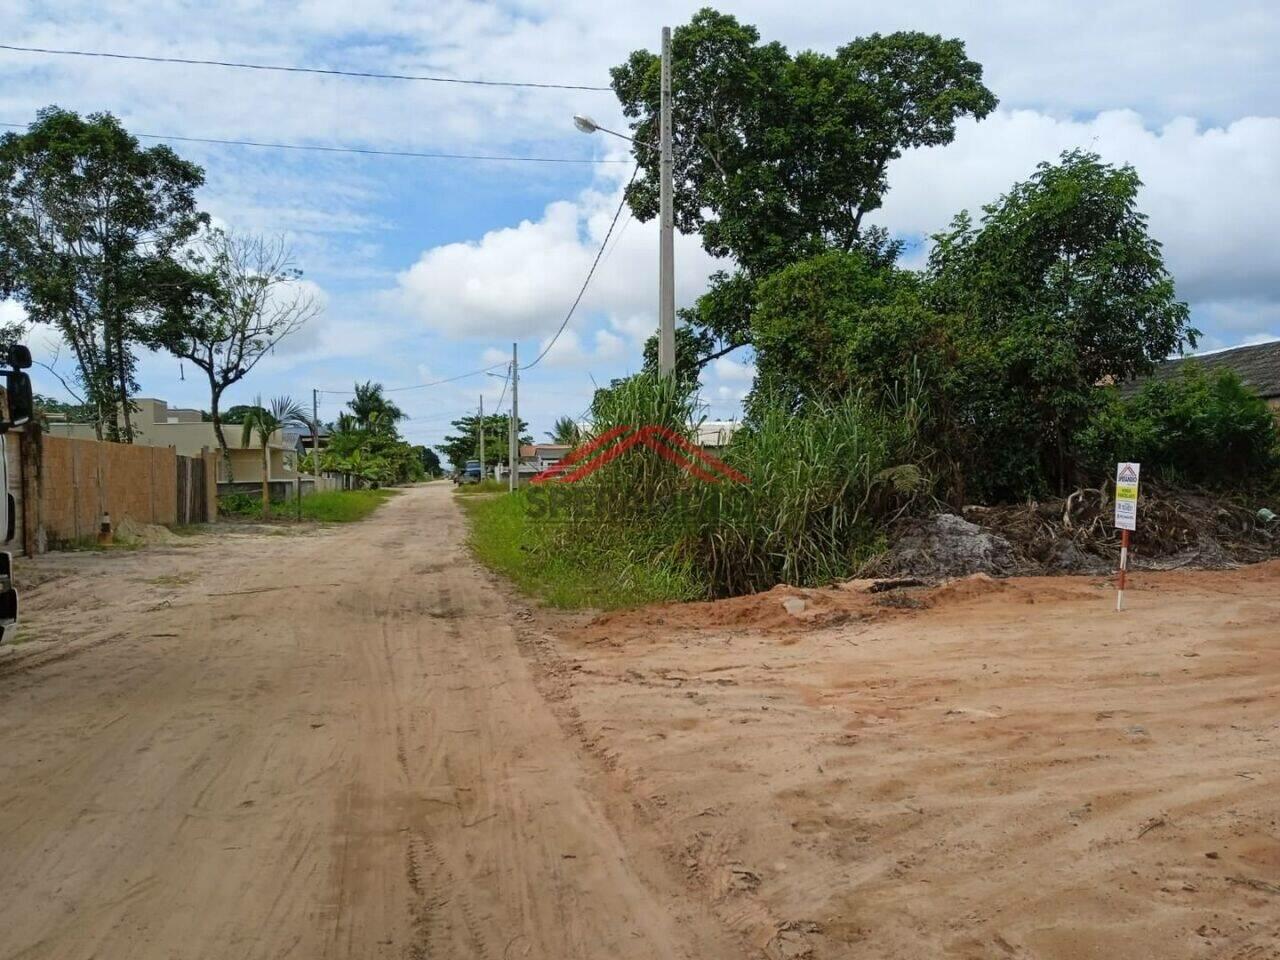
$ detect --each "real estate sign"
[1114,462,1140,530]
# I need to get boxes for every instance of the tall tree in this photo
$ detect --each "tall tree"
[311,382,426,486]
[926,150,1196,495]
[415,445,442,478]
[149,229,318,474]
[438,414,531,472]
[0,107,207,440]
[349,380,405,433]
[611,10,997,368]
[240,395,307,519]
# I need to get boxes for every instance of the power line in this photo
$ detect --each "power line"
[492,364,511,414]
[522,164,639,371]
[316,363,508,396]
[0,121,628,165]
[0,42,612,91]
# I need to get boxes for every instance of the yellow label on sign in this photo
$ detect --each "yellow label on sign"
[1114,462,1140,530]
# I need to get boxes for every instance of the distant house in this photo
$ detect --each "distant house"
[46,398,302,483]
[297,426,330,458]
[520,443,572,471]
[1126,341,1280,413]
[697,420,741,452]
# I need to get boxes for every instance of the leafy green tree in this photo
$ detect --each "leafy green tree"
[611,9,997,367]
[749,249,974,497]
[752,251,930,406]
[438,414,531,472]
[35,393,95,425]
[1078,365,1279,489]
[221,404,261,425]
[415,445,442,477]
[311,382,425,486]
[148,228,318,476]
[0,107,207,441]
[641,324,713,391]
[927,150,1197,495]
[240,395,307,519]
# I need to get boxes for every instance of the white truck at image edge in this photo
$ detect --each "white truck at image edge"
[0,343,36,641]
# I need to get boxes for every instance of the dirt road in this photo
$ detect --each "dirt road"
[4,484,1279,960]
[0,484,735,960]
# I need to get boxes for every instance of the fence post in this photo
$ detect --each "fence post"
[19,422,42,556]
[70,440,81,543]
[148,446,156,524]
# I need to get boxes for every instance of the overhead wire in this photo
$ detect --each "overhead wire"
[0,122,627,165]
[491,363,511,414]
[315,362,508,396]
[521,164,639,371]
[0,43,612,91]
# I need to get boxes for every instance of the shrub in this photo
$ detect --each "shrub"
[1077,364,1280,488]
[536,373,929,598]
[217,492,260,517]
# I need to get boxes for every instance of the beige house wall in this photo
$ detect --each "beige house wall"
[47,399,298,484]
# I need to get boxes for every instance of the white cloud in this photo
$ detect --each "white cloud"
[595,328,626,360]
[715,384,749,402]
[526,326,631,369]
[395,170,719,340]
[713,356,756,383]
[0,300,26,331]
[873,109,1280,342]
[609,314,659,345]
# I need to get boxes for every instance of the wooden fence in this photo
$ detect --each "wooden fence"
[6,424,218,555]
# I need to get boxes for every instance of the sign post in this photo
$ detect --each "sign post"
[1113,462,1140,611]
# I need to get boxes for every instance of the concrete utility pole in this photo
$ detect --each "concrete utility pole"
[478,393,485,480]
[311,388,320,493]
[510,343,520,491]
[658,25,676,379]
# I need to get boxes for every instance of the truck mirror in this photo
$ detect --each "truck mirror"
[4,371,32,429]
[6,344,31,370]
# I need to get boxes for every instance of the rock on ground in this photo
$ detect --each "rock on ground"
[876,513,1018,578]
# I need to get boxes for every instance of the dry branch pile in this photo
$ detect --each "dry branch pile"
[867,488,1279,579]
[964,487,1279,573]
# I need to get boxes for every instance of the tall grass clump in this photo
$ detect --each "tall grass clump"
[536,373,930,598]
[680,387,929,594]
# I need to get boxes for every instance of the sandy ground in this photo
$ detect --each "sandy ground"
[0,484,736,960]
[526,567,1280,959]
[2,483,1277,960]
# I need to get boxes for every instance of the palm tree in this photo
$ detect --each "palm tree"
[546,415,581,446]
[349,380,405,433]
[241,394,308,518]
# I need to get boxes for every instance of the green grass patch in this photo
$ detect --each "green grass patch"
[459,490,697,610]
[453,479,508,496]
[300,488,399,522]
[218,488,400,523]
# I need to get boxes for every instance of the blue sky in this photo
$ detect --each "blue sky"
[2,0,1278,458]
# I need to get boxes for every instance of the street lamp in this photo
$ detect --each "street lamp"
[573,26,675,379]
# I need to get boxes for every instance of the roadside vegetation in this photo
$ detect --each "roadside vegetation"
[461,9,1280,608]
[219,488,399,523]
[454,479,509,496]
[460,489,699,608]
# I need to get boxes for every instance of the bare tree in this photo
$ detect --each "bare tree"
[153,228,319,477]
